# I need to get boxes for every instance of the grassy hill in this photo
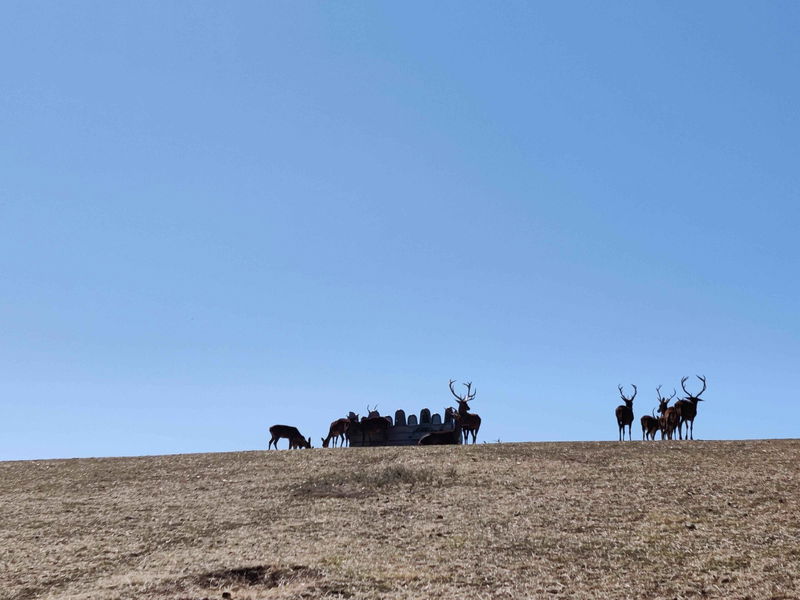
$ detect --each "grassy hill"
[2,439,798,599]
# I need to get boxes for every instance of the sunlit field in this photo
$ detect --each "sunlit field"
[2,439,798,599]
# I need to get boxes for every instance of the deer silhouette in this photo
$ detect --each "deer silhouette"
[268,425,311,449]
[448,380,481,444]
[675,375,707,440]
[615,384,636,441]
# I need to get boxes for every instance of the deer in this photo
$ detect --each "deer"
[641,386,664,441]
[419,407,462,445]
[448,379,481,444]
[348,405,389,445]
[641,409,660,441]
[321,418,350,448]
[268,424,312,450]
[654,385,680,440]
[675,375,707,440]
[615,384,636,441]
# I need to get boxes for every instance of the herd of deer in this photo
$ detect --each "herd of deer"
[267,380,483,449]
[615,375,707,441]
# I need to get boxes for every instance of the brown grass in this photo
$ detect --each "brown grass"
[1,440,798,599]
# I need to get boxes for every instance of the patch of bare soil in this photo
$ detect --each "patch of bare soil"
[1,440,798,599]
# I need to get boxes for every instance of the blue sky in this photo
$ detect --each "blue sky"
[2,2,798,460]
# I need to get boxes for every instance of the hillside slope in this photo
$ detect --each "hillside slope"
[1,440,798,599]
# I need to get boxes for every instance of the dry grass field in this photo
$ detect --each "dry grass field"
[1,439,798,600]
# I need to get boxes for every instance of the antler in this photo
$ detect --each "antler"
[618,384,637,401]
[656,385,664,401]
[669,388,677,400]
[695,375,707,397]
[681,375,707,398]
[449,379,466,401]
[630,384,637,400]
[463,381,476,401]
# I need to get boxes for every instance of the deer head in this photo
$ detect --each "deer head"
[617,384,637,408]
[655,385,676,414]
[449,379,477,412]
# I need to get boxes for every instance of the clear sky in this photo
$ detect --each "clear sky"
[2,2,798,460]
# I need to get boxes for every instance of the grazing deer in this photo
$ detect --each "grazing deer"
[321,418,350,448]
[419,407,462,445]
[654,385,680,440]
[615,384,636,441]
[448,380,481,444]
[675,375,707,440]
[268,425,311,450]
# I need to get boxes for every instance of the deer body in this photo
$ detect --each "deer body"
[419,408,462,445]
[641,410,660,441]
[358,416,389,444]
[345,406,389,445]
[268,425,311,450]
[321,418,350,448]
[660,406,681,440]
[615,384,636,441]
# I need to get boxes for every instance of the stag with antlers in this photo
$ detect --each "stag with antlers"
[615,384,636,441]
[654,385,680,440]
[640,388,670,441]
[675,375,707,440]
[448,379,481,444]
